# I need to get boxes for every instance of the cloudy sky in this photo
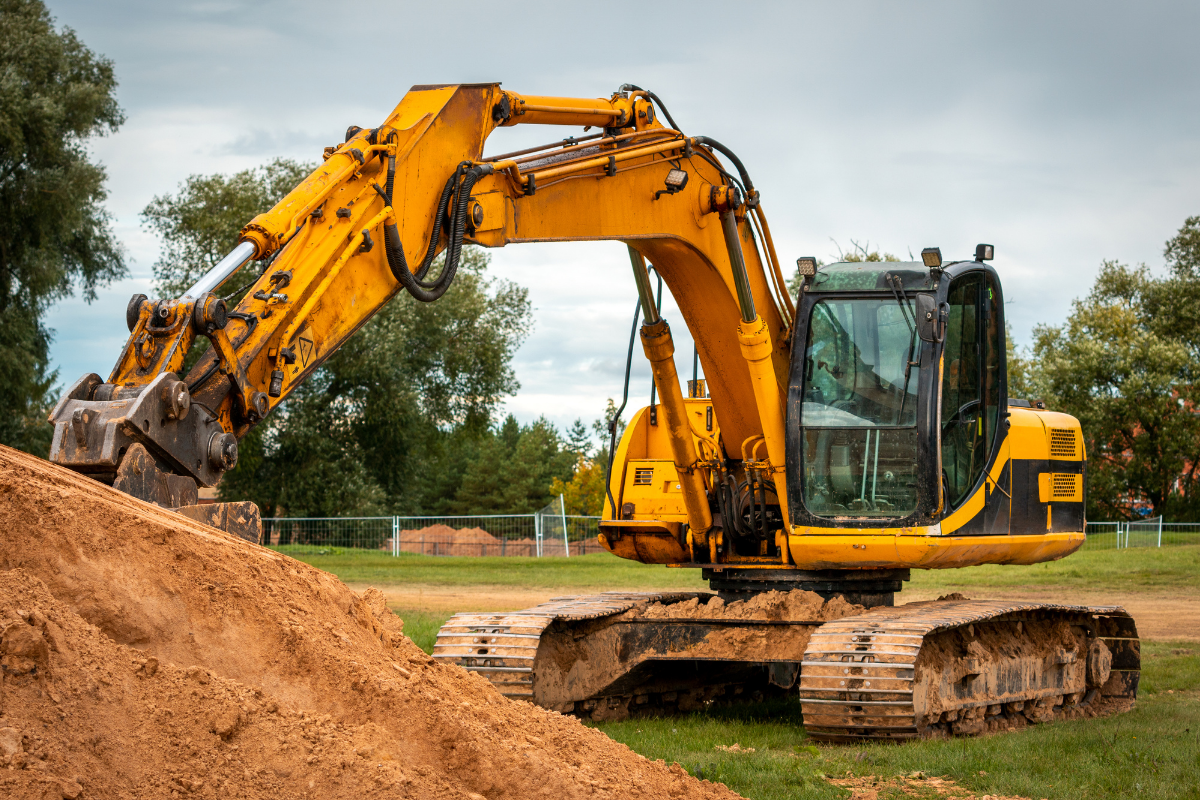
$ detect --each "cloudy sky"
[42,0,1200,438]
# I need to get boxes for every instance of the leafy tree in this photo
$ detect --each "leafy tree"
[0,0,126,452]
[217,248,532,516]
[565,418,593,460]
[144,156,534,516]
[142,158,313,297]
[1031,257,1200,520]
[550,455,607,515]
[1005,321,1034,400]
[453,415,576,514]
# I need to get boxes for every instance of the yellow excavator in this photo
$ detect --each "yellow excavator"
[47,83,1138,741]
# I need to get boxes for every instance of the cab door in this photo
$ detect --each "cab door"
[940,269,1010,533]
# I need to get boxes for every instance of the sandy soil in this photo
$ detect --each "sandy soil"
[0,445,740,800]
[366,583,1199,641]
[352,584,567,613]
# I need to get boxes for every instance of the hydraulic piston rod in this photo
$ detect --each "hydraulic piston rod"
[183,241,257,300]
[627,247,713,543]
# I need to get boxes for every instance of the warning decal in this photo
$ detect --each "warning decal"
[298,333,314,366]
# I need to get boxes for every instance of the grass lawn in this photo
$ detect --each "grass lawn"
[907,544,1200,594]
[272,546,709,590]
[592,642,1200,800]
[274,542,1200,595]
[275,542,1200,799]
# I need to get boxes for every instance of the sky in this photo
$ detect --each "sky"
[41,0,1200,439]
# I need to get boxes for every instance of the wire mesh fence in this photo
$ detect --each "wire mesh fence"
[1083,519,1200,550]
[262,513,1200,555]
[263,496,604,557]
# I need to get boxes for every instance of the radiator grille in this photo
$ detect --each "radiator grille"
[1051,473,1082,499]
[633,468,654,486]
[1050,428,1079,458]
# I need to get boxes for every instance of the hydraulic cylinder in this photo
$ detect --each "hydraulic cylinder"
[627,247,713,541]
[640,319,714,539]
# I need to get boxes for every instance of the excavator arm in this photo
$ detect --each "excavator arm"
[47,83,794,551]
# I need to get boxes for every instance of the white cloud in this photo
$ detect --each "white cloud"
[42,0,1200,431]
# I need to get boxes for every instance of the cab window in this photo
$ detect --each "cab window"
[941,273,1001,508]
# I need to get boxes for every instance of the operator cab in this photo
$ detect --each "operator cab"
[785,255,1007,530]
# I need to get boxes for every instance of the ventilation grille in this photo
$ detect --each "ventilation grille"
[1050,428,1079,458]
[1051,473,1082,500]
[633,468,654,486]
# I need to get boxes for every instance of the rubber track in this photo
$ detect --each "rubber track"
[797,599,1137,741]
[431,591,706,700]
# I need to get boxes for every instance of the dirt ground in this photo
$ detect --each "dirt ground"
[359,584,1199,641]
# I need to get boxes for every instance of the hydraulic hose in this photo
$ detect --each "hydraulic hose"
[379,156,493,302]
[618,83,682,133]
[605,298,644,519]
[692,136,755,200]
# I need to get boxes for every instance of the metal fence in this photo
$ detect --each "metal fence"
[1083,518,1200,550]
[263,496,603,557]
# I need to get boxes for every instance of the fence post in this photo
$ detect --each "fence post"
[560,493,569,557]
[1158,516,1163,548]
[392,516,399,557]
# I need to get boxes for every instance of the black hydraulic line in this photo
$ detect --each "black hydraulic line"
[618,84,684,134]
[377,156,492,302]
[605,299,644,520]
[691,136,755,197]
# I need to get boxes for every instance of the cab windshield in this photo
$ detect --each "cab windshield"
[799,298,920,518]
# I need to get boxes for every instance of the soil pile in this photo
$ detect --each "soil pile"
[642,590,865,622]
[0,446,741,800]
[399,525,513,557]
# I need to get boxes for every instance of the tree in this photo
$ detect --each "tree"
[144,157,534,516]
[1031,257,1200,520]
[216,247,532,516]
[453,415,576,514]
[142,158,314,298]
[550,455,607,516]
[0,0,126,453]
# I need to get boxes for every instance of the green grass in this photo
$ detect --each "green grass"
[271,547,709,590]
[594,644,1200,800]
[395,608,450,654]
[273,542,1200,596]
[908,544,1200,594]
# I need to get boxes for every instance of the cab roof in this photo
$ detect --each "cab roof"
[809,261,936,293]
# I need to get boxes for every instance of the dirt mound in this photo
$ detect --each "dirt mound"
[642,590,865,622]
[0,446,740,800]
[399,524,515,557]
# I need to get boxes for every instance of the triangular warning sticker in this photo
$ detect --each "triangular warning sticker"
[298,334,314,366]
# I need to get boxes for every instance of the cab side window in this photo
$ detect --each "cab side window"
[941,273,1001,508]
